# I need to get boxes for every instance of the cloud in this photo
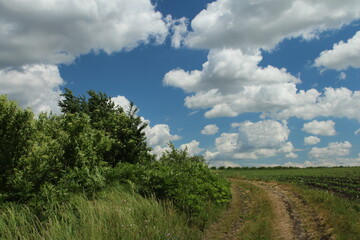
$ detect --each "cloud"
[112,96,181,157]
[164,49,299,93]
[112,96,132,111]
[355,128,360,135]
[215,133,239,154]
[150,145,171,158]
[285,158,360,167]
[165,16,188,48]
[268,87,360,122]
[0,0,168,68]
[314,31,360,70]
[165,48,360,122]
[164,1,360,124]
[338,72,347,80]
[311,157,360,167]
[111,95,136,112]
[185,0,360,51]
[143,123,181,147]
[285,152,298,159]
[209,161,240,168]
[0,64,64,114]
[302,120,336,136]
[203,151,220,161]
[304,136,321,145]
[308,141,352,159]
[143,122,182,158]
[164,49,302,118]
[201,124,219,135]
[179,140,204,156]
[212,120,295,160]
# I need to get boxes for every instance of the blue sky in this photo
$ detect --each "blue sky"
[1,0,360,167]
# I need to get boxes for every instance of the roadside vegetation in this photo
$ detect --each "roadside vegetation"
[202,179,273,240]
[0,91,231,240]
[216,167,360,239]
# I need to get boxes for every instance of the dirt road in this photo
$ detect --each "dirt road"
[203,179,334,240]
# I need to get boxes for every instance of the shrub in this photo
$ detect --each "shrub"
[8,113,112,204]
[0,96,35,201]
[110,144,231,220]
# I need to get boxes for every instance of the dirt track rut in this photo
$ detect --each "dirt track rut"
[252,181,333,240]
[203,179,334,240]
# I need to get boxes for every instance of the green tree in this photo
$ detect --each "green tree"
[59,89,151,166]
[0,96,34,200]
[11,113,112,203]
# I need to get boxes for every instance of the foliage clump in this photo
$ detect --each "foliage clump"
[0,91,231,226]
[110,144,231,219]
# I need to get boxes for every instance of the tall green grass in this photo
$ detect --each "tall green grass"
[0,185,201,240]
[292,185,360,240]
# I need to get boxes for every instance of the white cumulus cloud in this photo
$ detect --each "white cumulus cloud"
[185,0,360,51]
[304,136,321,145]
[213,120,295,160]
[143,123,181,147]
[0,0,169,68]
[0,64,64,114]
[112,96,132,111]
[112,95,182,157]
[268,87,360,122]
[201,124,219,135]
[309,141,352,159]
[179,140,204,156]
[164,49,299,93]
[143,123,181,157]
[164,49,302,118]
[203,151,220,161]
[314,31,360,70]
[302,120,336,136]
[164,48,360,122]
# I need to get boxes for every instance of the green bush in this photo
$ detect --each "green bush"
[0,92,231,231]
[59,89,152,165]
[0,96,35,201]
[6,112,112,204]
[110,144,231,220]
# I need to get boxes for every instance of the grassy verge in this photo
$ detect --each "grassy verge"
[202,179,273,240]
[291,185,360,240]
[237,181,273,240]
[0,185,202,240]
[217,168,360,239]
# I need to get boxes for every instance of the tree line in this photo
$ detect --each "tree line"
[0,89,230,219]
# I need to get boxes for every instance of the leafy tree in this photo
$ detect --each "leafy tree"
[0,96,35,199]
[10,113,112,203]
[59,89,151,166]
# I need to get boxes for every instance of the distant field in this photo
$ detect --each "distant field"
[218,167,360,201]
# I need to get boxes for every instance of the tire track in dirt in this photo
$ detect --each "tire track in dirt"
[251,181,334,240]
[202,179,334,240]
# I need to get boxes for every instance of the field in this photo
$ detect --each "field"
[219,167,360,201]
[202,167,360,240]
